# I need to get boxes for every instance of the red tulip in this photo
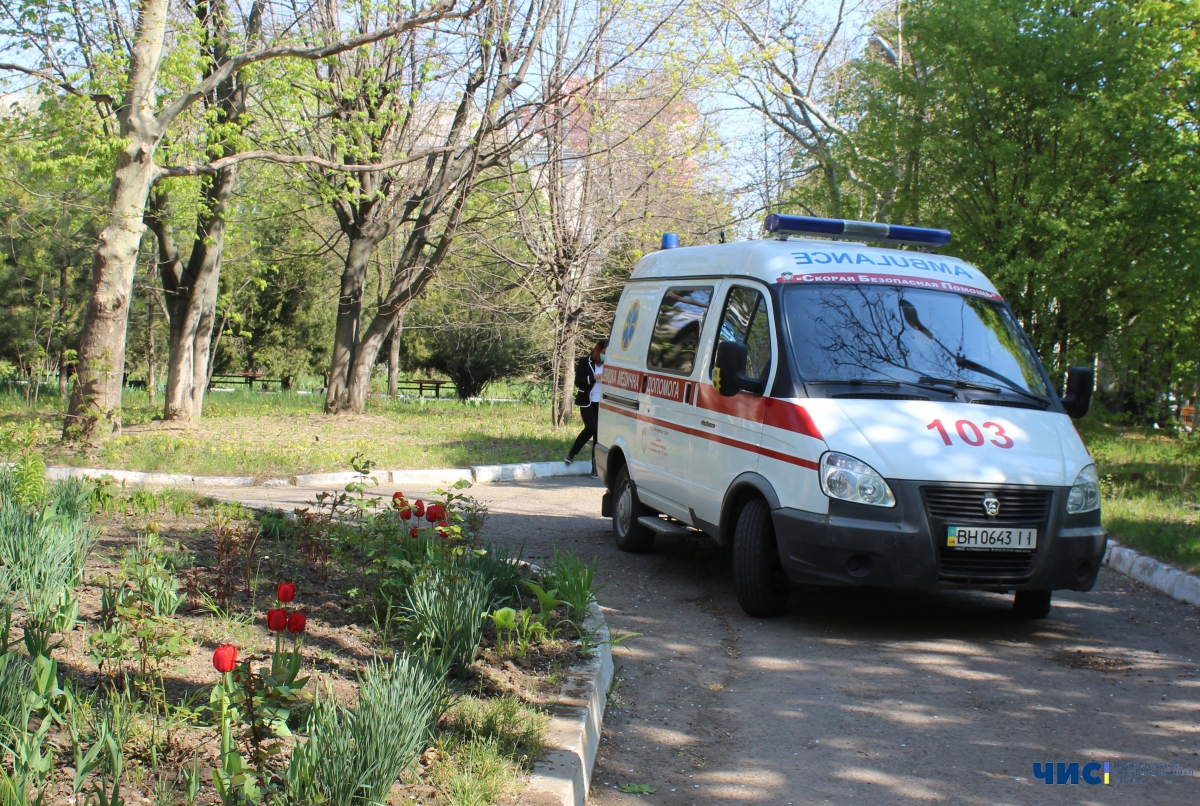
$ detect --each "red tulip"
[267,608,288,632]
[409,526,419,539]
[436,521,450,538]
[213,644,237,673]
[398,506,412,520]
[276,582,296,603]
[425,504,440,523]
[392,491,405,501]
[287,611,307,634]
[413,499,425,518]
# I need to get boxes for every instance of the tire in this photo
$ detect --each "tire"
[1013,590,1052,619]
[612,466,655,553]
[731,497,790,618]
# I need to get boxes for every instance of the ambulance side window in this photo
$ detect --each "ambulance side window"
[713,286,772,388]
[646,287,713,375]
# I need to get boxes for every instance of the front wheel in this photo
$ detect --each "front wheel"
[731,498,790,618]
[1013,590,1052,619]
[612,466,655,553]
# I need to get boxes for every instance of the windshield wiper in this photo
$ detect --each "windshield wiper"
[807,378,956,397]
[952,357,1052,407]
[918,376,1000,394]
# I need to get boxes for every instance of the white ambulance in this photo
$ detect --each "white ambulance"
[596,215,1105,619]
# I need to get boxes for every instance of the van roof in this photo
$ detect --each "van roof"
[630,238,1002,301]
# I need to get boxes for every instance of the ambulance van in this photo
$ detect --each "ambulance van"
[595,214,1106,619]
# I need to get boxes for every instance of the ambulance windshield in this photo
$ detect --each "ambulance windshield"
[781,284,1051,399]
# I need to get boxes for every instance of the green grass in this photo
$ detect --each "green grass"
[0,387,577,478]
[1079,417,1200,573]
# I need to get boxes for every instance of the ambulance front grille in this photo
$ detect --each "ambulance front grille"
[921,487,1052,526]
[921,486,1053,583]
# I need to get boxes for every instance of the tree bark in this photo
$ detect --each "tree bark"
[387,309,404,397]
[64,0,168,440]
[325,232,381,412]
[145,237,157,404]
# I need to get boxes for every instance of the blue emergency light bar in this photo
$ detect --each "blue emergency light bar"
[763,213,951,247]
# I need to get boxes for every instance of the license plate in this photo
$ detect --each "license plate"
[947,526,1037,551]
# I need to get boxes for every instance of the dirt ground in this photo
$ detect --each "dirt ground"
[201,476,1200,806]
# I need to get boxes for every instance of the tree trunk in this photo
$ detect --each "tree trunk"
[552,328,578,427]
[325,234,378,412]
[343,300,413,414]
[146,242,157,405]
[387,309,404,397]
[192,273,219,418]
[63,0,168,440]
[153,164,236,423]
[58,259,69,400]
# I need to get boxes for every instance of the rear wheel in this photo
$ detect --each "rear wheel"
[612,466,655,553]
[1013,590,1052,619]
[732,497,790,618]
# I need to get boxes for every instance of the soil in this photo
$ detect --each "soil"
[9,500,594,805]
[207,476,1200,806]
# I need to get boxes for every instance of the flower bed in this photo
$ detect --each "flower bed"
[0,463,604,805]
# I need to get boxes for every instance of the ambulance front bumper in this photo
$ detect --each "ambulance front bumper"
[770,480,1107,592]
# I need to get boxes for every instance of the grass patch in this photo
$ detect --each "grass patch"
[1080,417,1200,572]
[429,695,549,806]
[0,387,577,477]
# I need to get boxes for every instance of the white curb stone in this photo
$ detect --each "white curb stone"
[523,598,614,806]
[389,468,475,487]
[43,459,595,490]
[43,466,254,487]
[292,470,390,487]
[1103,542,1200,608]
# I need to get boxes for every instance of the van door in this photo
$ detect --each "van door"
[691,283,776,528]
[636,285,716,519]
[601,282,662,482]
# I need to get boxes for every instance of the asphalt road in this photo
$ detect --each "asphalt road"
[201,476,1200,805]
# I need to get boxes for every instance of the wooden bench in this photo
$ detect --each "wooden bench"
[208,373,283,390]
[394,379,455,398]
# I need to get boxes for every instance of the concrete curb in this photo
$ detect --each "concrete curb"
[43,466,255,487]
[523,597,614,806]
[42,460,593,490]
[1104,541,1200,608]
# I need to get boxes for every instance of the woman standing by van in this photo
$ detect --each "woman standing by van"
[565,339,607,476]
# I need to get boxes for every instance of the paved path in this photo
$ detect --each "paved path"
[199,477,1200,805]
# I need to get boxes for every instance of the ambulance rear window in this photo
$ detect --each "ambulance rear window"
[647,287,713,375]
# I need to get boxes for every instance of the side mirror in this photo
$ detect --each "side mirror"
[714,341,762,398]
[1060,366,1094,419]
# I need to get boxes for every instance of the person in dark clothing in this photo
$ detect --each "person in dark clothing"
[565,339,607,475]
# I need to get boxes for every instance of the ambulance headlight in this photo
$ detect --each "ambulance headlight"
[1067,463,1100,513]
[820,452,895,508]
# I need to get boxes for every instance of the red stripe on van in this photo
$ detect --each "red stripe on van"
[607,367,643,394]
[693,385,822,440]
[599,403,820,471]
[643,372,687,402]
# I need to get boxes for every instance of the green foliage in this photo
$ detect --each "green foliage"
[837,0,1200,415]
[88,534,190,682]
[0,469,96,658]
[292,656,447,806]
[403,568,490,678]
[432,695,549,806]
[539,547,599,625]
